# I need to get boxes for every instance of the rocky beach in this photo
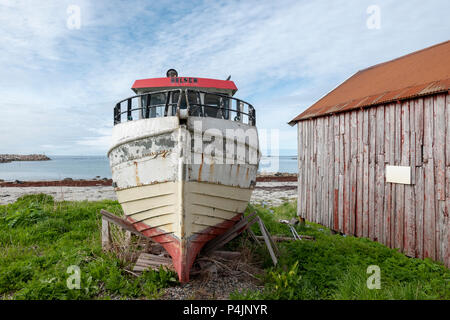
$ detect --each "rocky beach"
[0,173,298,206]
[0,154,51,163]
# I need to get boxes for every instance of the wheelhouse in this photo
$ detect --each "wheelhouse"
[113,70,255,126]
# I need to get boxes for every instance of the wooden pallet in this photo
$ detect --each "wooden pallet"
[132,253,174,273]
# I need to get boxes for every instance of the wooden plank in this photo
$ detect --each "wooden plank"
[383,178,392,247]
[356,110,364,237]
[383,103,393,246]
[322,117,327,226]
[368,107,376,240]
[437,200,446,264]
[101,217,111,251]
[125,231,132,248]
[410,103,416,184]
[308,119,314,222]
[339,113,345,232]
[100,209,143,238]
[305,120,311,221]
[404,184,415,257]
[317,117,324,225]
[311,119,317,222]
[328,115,335,229]
[138,253,173,264]
[362,109,370,238]
[323,116,330,227]
[423,97,434,161]
[261,218,280,255]
[401,101,413,255]
[302,121,308,218]
[297,122,303,217]
[395,103,401,164]
[423,96,436,259]
[202,212,257,253]
[415,166,424,259]
[343,112,351,234]
[375,106,385,242]
[394,103,404,250]
[389,104,396,164]
[414,98,424,166]
[445,94,450,267]
[350,111,358,235]
[133,252,174,272]
[445,166,450,267]
[406,101,416,255]
[389,105,397,248]
[255,235,314,241]
[333,115,340,231]
[424,159,437,261]
[447,93,450,167]
[301,121,306,217]
[257,218,278,265]
[433,94,445,201]
[433,95,446,262]
[247,227,261,245]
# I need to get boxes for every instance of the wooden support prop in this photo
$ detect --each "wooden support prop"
[202,211,258,254]
[100,209,151,252]
[125,231,132,247]
[247,228,261,245]
[100,209,145,239]
[257,217,278,265]
[255,235,315,242]
[101,217,111,251]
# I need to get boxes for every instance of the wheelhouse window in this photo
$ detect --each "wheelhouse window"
[204,93,230,119]
[172,91,187,110]
[142,92,166,118]
[187,91,202,116]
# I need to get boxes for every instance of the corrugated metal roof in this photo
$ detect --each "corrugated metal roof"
[289,40,450,124]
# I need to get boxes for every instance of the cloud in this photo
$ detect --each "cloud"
[0,0,449,155]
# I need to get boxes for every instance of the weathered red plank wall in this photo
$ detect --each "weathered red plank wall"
[297,93,450,267]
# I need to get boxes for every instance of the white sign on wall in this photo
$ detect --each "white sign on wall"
[385,165,411,184]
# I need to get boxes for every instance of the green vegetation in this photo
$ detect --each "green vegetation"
[230,202,450,300]
[0,194,448,300]
[0,194,177,300]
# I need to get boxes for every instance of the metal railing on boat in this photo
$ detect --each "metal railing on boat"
[113,89,256,126]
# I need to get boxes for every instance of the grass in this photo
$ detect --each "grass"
[0,194,448,300]
[0,194,177,300]
[230,202,450,300]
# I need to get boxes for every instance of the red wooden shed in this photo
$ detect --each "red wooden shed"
[289,40,450,267]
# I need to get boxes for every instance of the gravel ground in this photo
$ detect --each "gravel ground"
[0,182,297,205]
[162,274,263,300]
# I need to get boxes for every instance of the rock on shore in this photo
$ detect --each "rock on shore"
[0,154,51,163]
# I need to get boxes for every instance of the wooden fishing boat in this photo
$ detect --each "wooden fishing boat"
[108,69,260,282]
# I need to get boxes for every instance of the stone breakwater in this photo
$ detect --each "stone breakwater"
[0,154,51,163]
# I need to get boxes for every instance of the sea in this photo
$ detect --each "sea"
[0,155,298,181]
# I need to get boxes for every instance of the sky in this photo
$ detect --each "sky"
[0,0,449,156]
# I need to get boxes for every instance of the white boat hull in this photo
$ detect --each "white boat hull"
[108,116,259,282]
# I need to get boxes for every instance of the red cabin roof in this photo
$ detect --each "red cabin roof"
[132,76,238,94]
